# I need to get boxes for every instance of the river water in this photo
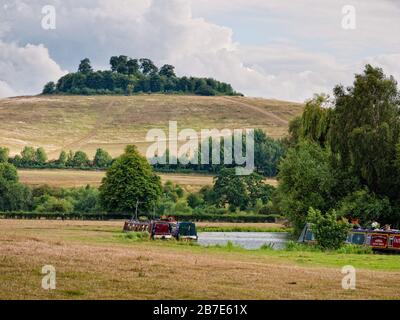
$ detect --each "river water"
[198,232,289,250]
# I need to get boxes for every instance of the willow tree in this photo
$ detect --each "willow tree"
[301,94,332,147]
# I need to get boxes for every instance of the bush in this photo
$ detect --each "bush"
[35,196,74,213]
[307,208,350,250]
[187,193,204,209]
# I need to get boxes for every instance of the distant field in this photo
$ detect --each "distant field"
[0,95,302,159]
[18,169,278,191]
[1,220,400,300]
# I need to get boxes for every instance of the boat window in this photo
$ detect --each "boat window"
[351,233,365,245]
[305,230,315,241]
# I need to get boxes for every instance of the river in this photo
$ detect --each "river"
[197,232,289,250]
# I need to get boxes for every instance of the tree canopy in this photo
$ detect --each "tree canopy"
[275,65,400,233]
[99,145,162,213]
[43,55,241,96]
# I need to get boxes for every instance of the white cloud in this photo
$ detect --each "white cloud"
[0,41,66,98]
[0,0,399,101]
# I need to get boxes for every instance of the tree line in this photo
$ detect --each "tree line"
[273,65,400,236]
[1,129,285,177]
[152,129,285,177]
[0,145,276,217]
[43,56,242,96]
[1,146,113,169]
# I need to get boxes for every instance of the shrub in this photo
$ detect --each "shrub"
[307,208,350,250]
[35,196,74,213]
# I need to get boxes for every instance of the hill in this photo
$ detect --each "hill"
[0,95,303,159]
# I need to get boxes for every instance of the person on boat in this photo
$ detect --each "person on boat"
[384,224,391,231]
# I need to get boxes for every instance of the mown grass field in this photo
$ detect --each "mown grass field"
[0,95,302,159]
[18,169,278,191]
[1,220,400,300]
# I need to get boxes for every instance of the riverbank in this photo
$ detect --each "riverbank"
[1,220,399,300]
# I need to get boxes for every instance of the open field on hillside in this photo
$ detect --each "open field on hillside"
[1,220,400,300]
[0,95,302,159]
[18,169,278,191]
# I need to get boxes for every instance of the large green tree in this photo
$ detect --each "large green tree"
[213,168,273,211]
[93,148,113,168]
[0,163,32,211]
[330,64,400,198]
[275,140,336,233]
[99,145,162,213]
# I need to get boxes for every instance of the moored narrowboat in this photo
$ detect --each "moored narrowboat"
[172,222,198,241]
[149,220,173,240]
[298,223,400,252]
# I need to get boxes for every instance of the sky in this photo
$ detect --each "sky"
[0,0,399,102]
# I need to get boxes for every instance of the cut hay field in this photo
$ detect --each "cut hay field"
[18,169,278,191]
[1,220,400,300]
[0,95,302,159]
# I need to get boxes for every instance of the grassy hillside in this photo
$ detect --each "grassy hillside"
[0,95,302,159]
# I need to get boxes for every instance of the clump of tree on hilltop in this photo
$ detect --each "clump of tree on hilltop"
[43,56,242,96]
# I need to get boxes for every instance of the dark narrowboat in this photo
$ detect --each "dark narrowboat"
[172,222,198,241]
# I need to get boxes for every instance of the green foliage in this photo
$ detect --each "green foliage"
[254,129,286,176]
[8,129,284,178]
[93,148,112,168]
[213,168,248,210]
[21,146,36,166]
[307,208,350,250]
[276,65,400,233]
[0,162,18,183]
[187,192,204,209]
[42,81,56,94]
[0,163,32,211]
[159,64,176,78]
[301,94,332,146]
[162,181,184,202]
[195,83,216,96]
[119,232,150,242]
[330,64,400,198]
[48,56,240,96]
[275,140,336,234]
[35,195,74,213]
[213,168,274,211]
[78,58,93,74]
[0,147,9,163]
[286,116,302,146]
[35,147,48,165]
[72,151,90,167]
[58,151,67,166]
[63,186,101,213]
[199,185,218,205]
[154,130,284,177]
[173,199,193,215]
[99,145,162,213]
[337,188,394,225]
[336,244,373,255]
